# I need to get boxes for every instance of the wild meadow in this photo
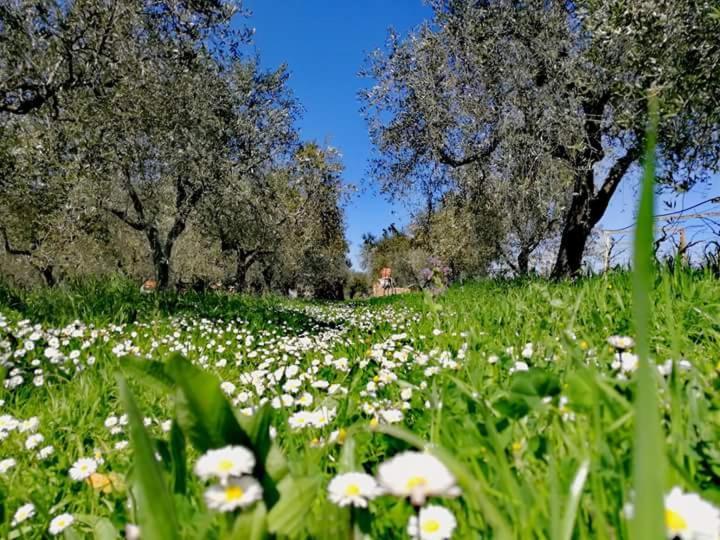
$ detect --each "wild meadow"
[2,1,720,539]
[1,266,720,539]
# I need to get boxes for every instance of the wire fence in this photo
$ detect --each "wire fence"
[597,197,720,271]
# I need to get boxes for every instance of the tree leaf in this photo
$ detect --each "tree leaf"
[117,374,180,540]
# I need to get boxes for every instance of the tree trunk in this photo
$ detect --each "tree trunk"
[40,265,56,287]
[261,263,274,291]
[552,146,640,279]
[517,247,531,276]
[154,249,171,290]
[146,227,171,290]
[235,250,257,292]
[551,174,593,278]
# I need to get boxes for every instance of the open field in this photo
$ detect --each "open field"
[1,271,720,538]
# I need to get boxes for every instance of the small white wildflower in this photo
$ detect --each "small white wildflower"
[49,513,74,535]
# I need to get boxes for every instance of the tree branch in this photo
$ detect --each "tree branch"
[590,145,642,221]
[0,226,32,257]
[436,136,498,168]
[107,208,146,231]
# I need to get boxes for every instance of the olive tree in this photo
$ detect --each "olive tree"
[362,0,720,278]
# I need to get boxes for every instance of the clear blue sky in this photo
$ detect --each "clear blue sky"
[243,0,431,268]
[242,1,720,269]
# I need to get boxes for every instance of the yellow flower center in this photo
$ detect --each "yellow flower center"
[406,476,428,490]
[344,484,361,496]
[422,519,441,533]
[218,459,235,472]
[665,509,687,532]
[224,485,245,502]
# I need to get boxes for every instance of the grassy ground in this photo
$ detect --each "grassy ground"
[1,270,719,539]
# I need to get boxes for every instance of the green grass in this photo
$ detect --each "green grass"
[1,270,720,538]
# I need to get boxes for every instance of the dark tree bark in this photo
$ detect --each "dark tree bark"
[234,249,259,292]
[551,91,642,278]
[517,246,531,276]
[40,265,56,287]
[0,226,56,286]
[551,147,641,278]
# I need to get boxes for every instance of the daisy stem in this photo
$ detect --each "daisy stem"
[414,504,421,540]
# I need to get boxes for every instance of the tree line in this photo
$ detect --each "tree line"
[2,0,720,295]
[0,0,348,297]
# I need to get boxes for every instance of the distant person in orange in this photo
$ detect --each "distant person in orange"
[379,267,394,295]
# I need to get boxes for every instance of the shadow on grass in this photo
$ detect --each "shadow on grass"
[0,277,336,332]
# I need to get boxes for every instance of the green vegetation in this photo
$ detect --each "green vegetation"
[2,269,720,538]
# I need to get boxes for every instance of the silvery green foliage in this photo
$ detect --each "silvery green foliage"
[0,0,345,291]
[362,0,720,277]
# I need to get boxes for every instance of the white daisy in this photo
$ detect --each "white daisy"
[69,457,98,481]
[608,335,635,350]
[288,410,315,429]
[38,445,54,460]
[625,486,720,539]
[18,417,39,433]
[664,486,720,539]
[25,433,44,450]
[0,458,16,473]
[12,503,35,526]
[204,477,263,511]
[377,451,459,506]
[49,513,74,535]
[194,445,255,483]
[327,472,382,508]
[407,505,457,540]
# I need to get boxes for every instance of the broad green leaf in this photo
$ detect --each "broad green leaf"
[493,396,530,420]
[267,476,322,536]
[63,528,83,540]
[228,502,268,540]
[630,92,665,540]
[237,403,273,465]
[93,518,119,540]
[119,356,174,393]
[117,375,180,540]
[265,442,289,481]
[509,368,561,398]
[165,354,279,506]
[166,354,253,451]
[169,421,187,495]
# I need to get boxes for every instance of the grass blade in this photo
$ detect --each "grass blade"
[117,374,180,540]
[559,460,589,540]
[630,92,665,540]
